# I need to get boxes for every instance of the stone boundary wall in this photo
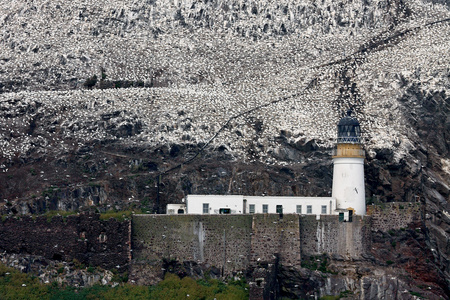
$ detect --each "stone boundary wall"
[250,214,301,268]
[132,212,419,279]
[367,202,422,232]
[0,204,420,284]
[0,214,131,269]
[300,215,370,259]
[132,214,253,274]
[299,215,371,259]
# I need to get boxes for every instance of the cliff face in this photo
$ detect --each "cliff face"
[0,0,449,296]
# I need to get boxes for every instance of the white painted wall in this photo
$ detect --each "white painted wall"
[245,196,336,215]
[332,157,366,215]
[166,204,186,214]
[186,195,245,214]
[184,195,336,215]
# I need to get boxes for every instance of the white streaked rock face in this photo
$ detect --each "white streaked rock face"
[0,1,449,165]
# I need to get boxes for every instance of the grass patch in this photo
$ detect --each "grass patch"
[150,273,248,300]
[43,210,76,223]
[99,210,133,222]
[320,290,353,300]
[320,296,340,300]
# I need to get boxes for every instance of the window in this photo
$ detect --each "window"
[276,205,283,214]
[203,203,209,214]
[307,205,312,214]
[296,205,302,214]
[177,209,185,214]
[219,208,231,214]
[321,205,327,214]
[249,204,255,214]
[262,204,268,213]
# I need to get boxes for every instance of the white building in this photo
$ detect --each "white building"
[166,203,187,215]
[168,195,336,216]
[166,112,366,220]
[245,196,336,215]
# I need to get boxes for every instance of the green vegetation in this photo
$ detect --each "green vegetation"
[41,186,59,199]
[320,290,353,300]
[149,273,248,300]
[130,162,146,173]
[6,210,135,223]
[111,270,128,284]
[140,197,153,214]
[386,260,394,265]
[0,264,248,300]
[101,69,107,80]
[72,259,85,270]
[301,255,336,274]
[43,210,77,223]
[0,263,52,299]
[320,296,340,300]
[409,291,424,298]
[99,210,133,222]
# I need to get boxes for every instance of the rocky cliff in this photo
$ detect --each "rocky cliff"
[0,0,449,297]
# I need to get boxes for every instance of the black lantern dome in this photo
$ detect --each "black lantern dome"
[337,110,361,144]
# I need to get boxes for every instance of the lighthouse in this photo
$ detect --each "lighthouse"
[332,110,366,216]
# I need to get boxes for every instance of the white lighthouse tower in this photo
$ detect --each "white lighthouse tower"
[332,110,366,216]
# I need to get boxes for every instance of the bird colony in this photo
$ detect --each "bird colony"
[0,0,449,168]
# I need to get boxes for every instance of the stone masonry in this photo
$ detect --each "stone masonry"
[0,213,131,270]
[0,205,423,297]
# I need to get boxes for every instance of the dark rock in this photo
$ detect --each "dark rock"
[0,213,130,270]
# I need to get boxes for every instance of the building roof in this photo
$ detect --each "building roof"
[338,115,360,127]
[338,110,360,127]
